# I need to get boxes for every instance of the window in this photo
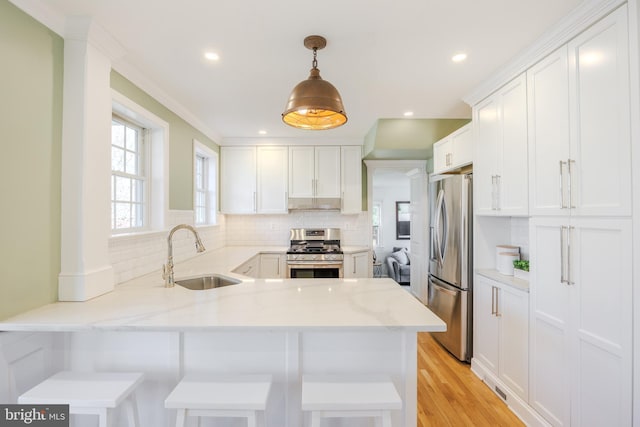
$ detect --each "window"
[111,90,169,236]
[372,201,382,247]
[111,116,147,232]
[193,140,218,225]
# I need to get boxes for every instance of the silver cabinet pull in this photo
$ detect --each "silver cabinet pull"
[491,286,497,315]
[560,226,569,284]
[567,226,575,285]
[568,159,576,209]
[496,175,501,210]
[491,175,497,210]
[559,160,568,209]
[495,287,501,317]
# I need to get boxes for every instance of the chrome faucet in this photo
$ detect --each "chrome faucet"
[163,224,206,287]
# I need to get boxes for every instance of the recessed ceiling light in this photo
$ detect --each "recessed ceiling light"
[204,51,220,61]
[258,130,267,135]
[452,53,467,63]
[403,111,414,117]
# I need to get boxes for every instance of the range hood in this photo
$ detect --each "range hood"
[288,197,341,211]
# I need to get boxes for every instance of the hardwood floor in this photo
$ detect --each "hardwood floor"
[417,333,525,427]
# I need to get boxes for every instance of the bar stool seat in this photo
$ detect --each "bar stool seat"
[18,371,144,427]
[302,374,402,427]
[165,374,272,427]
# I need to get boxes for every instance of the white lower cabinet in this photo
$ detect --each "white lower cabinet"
[232,255,259,278]
[473,274,528,401]
[259,254,285,279]
[344,251,370,278]
[529,217,632,427]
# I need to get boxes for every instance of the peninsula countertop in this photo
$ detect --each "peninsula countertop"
[0,246,445,333]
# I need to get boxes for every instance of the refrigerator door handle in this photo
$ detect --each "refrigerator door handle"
[434,189,449,267]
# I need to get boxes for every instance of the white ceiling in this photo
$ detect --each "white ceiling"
[24,0,582,141]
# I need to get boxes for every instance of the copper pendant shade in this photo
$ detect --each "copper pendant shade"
[282,35,347,130]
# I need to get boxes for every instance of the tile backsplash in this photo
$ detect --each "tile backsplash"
[109,211,369,285]
[224,212,369,246]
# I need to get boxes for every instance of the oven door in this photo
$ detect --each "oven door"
[287,262,343,279]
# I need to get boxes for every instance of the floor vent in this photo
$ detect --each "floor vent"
[495,386,507,401]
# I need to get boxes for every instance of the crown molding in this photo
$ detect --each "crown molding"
[10,0,222,144]
[9,0,66,35]
[112,59,223,143]
[463,0,626,106]
[220,137,364,146]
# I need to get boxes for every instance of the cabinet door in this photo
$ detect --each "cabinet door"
[568,6,631,217]
[340,146,362,213]
[259,254,284,278]
[529,217,570,427]
[315,146,341,198]
[288,146,315,198]
[473,96,500,215]
[498,285,529,400]
[498,73,528,215]
[344,251,370,278]
[233,255,259,278]
[527,46,571,216]
[473,275,500,375]
[432,137,451,174]
[256,146,288,213]
[450,124,472,169]
[220,147,256,214]
[569,218,632,426]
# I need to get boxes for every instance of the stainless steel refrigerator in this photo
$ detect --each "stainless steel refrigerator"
[427,172,473,362]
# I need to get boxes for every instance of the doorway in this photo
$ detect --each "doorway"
[365,160,428,303]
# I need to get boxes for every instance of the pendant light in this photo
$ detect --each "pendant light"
[282,35,347,130]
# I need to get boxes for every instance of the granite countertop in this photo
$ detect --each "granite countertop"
[0,246,444,333]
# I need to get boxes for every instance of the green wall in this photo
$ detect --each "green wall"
[363,118,470,160]
[110,72,220,210]
[0,0,63,320]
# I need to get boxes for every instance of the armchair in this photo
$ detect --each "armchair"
[386,248,410,285]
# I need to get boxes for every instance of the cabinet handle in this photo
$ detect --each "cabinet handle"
[560,226,568,284]
[253,191,257,212]
[495,287,501,317]
[567,226,575,285]
[495,175,501,211]
[568,159,576,209]
[491,175,496,210]
[559,160,568,209]
[491,286,496,315]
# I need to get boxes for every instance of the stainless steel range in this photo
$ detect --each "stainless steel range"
[286,228,343,279]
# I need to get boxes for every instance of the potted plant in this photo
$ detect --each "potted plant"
[513,259,530,280]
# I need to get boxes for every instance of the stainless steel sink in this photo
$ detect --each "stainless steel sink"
[175,274,241,290]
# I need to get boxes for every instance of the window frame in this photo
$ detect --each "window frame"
[193,139,218,226]
[111,90,169,237]
[111,114,149,233]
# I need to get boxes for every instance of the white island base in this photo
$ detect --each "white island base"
[0,270,444,427]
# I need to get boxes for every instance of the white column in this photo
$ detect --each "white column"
[58,17,123,301]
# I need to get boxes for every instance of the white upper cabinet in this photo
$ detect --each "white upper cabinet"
[528,6,631,217]
[221,146,288,214]
[220,146,257,214]
[474,74,528,216]
[256,146,288,214]
[314,146,341,198]
[340,146,362,213]
[288,146,315,198]
[433,123,472,174]
[288,146,341,199]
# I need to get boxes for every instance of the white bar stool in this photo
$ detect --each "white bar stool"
[18,371,144,427]
[165,374,273,427]
[301,374,402,427]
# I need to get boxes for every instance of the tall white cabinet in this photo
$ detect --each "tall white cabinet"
[474,74,528,216]
[527,6,632,426]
